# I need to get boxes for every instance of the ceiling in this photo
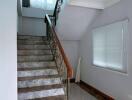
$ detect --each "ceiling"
[69,0,120,9]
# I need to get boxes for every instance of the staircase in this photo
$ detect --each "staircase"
[18,0,73,99]
[17,35,65,100]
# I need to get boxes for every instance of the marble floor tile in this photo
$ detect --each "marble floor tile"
[69,84,97,100]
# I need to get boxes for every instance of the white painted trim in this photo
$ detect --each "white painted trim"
[69,0,120,9]
[104,0,120,8]
[69,0,104,9]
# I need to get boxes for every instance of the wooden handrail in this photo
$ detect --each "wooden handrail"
[45,14,73,78]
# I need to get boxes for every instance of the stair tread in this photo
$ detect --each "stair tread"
[18,74,60,81]
[17,40,49,45]
[17,35,47,40]
[28,95,65,100]
[18,61,55,68]
[18,55,53,62]
[18,61,55,63]
[18,78,62,88]
[18,66,56,71]
[18,84,64,93]
[18,88,65,100]
[18,50,52,56]
[18,69,58,77]
[18,60,54,63]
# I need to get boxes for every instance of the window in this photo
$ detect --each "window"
[23,0,30,7]
[92,20,128,73]
[30,0,57,10]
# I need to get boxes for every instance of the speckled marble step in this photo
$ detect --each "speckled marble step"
[18,44,50,50]
[18,66,56,71]
[18,84,64,93]
[18,88,65,100]
[18,69,58,77]
[17,40,49,45]
[18,55,53,62]
[18,50,52,56]
[29,95,65,100]
[18,61,56,68]
[18,74,60,81]
[18,78,62,88]
[17,35,47,41]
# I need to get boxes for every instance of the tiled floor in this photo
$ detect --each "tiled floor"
[70,83,97,100]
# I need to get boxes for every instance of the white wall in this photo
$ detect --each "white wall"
[22,7,53,18]
[18,17,46,36]
[80,0,132,100]
[0,0,17,100]
[18,7,54,36]
[61,40,80,77]
[56,5,98,40]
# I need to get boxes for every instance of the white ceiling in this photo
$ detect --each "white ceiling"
[69,0,120,9]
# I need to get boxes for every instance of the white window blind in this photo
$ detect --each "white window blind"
[30,0,57,10]
[93,20,128,73]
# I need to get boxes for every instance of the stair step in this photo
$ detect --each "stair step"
[18,88,65,100]
[18,61,56,68]
[18,50,52,56]
[18,44,50,50]
[17,40,49,45]
[18,69,58,77]
[18,78,61,88]
[18,84,64,93]
[29,95,65,100]
[18,66,56,71]
[18,55,53,62]
[17,35,47,41]
[18,75,60,81]
[17,35,65,100]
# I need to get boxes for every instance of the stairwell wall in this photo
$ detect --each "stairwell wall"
[61,40,80,78]
[0,0,17,100]
[80,0,132,99]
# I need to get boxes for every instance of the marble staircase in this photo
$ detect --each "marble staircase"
[17,35,65,100]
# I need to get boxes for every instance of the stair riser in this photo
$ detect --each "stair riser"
[18,55,53,62]
[18,45,50,50]
[18,40,49,45]
[18,78,61,88]
[18,62,56,68]
[18,36,47,40]
[18,50,52,55]
[18,69,58,77]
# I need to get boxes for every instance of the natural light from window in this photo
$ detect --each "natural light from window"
[30,0,57,10]
[92,20,128,73]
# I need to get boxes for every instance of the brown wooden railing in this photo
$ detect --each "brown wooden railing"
[45,14,73,100]
[45,14,73,79]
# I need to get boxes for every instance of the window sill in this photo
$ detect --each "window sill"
[92,64,128,76]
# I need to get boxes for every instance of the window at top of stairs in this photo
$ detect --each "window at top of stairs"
[30,0,57,10]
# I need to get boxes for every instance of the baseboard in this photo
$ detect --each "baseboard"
[70,78,114,100]
[78,80,114,100]
[70,78,75,83]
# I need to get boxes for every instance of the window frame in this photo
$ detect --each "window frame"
[92,19,129,73]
